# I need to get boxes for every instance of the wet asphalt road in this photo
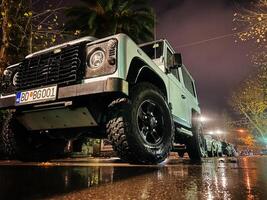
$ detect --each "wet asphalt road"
[0,155,266,200]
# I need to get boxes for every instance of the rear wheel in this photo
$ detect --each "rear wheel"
[0,110,67,161]
[186,116,207,161]
[106,83,174,164]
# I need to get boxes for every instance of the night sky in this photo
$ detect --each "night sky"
[46,0,255,119]
[152,0,254,119]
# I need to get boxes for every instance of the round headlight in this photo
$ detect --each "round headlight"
[89,49,105,69]
[12,72,19,86]
[3,69,12,76]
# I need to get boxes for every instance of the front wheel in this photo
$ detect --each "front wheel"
[106,83,174,164]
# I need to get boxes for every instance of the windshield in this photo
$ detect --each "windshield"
[140,41,163,59]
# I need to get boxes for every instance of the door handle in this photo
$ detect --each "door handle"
[181,94,186,99]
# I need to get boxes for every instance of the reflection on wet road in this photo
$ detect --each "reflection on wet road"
[0,156,266,200]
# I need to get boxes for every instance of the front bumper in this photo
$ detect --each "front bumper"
[0,78,128,109]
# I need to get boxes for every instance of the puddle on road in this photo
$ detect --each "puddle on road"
[0,157,266,200]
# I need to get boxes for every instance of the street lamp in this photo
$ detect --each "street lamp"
[198,115,209,123]
[207,129,224,135]
[215,129,224,134]
[207,129,226,140]
[207,131,214,135]
[237,129,246,133]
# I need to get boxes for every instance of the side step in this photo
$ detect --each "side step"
[176,127,193,136]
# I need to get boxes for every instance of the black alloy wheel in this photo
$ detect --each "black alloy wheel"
[106,82,174,164]
[137,99,164,146]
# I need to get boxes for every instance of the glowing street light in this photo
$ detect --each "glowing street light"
[215,129,224,134]
[198,115,209,122]
[207,129,225,135]
[236,129,246,133]
[207,131,214,135]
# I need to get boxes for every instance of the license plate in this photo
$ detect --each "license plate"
[16,85,57,105]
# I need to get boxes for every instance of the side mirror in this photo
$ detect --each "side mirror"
[173,53,182,68]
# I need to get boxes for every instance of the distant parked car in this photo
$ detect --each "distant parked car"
[204,135,215,157]
[221,142,237,157]
[260,149,267,155]
[204,135,223,157]
[240,150,250,156]
[216,140,223,157]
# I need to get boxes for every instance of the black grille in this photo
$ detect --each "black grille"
[16,45,82,91]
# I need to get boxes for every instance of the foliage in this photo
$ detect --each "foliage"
[234,0,267,65]
[218,111,236,143]
[231,66,267,144]
[22,6,65,53]
[0,0,11,73]
[0,0,68,74]
[65,0,155,43]
[232,0,267,145]
[240,135,257,147]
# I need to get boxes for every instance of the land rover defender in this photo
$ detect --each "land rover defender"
[0,34,206,163]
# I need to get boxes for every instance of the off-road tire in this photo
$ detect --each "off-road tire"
[106,82,174,164]
[0,110,67,161]
[186,116,207,161]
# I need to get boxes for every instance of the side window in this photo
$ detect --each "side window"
[167,48,173,68]
[167,48,180,81]
[182,67,196,97]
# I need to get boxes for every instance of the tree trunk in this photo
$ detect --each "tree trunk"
[0,0,10,74]
[28,23,33,54]
[28,0,33,54]
[240,107,265,138]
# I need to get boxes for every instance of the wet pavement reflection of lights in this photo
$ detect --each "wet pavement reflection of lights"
[243,158,254,199]
[0,156,266,199]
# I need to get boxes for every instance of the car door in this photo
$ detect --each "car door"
[179,66,198,124]
[166,47,190,127]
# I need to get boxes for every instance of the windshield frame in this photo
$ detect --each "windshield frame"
[139,40,164,60]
